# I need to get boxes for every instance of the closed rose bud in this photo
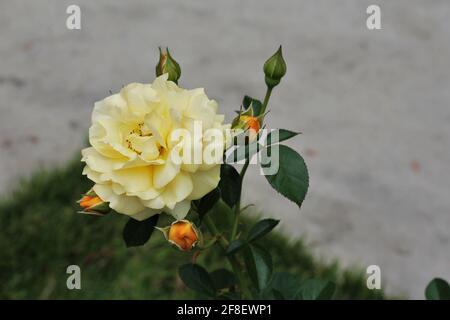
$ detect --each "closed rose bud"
[263,46,286,88]
[157,220,200,252]
[231,108,262,143]
[77,189,111,216]
[239,115,260,142]
[155,47,181,84]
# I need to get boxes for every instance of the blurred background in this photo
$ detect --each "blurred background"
[0,0,449,299]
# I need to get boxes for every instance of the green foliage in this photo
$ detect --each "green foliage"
[263,144,309,208]
[242,95,263,116]
[296,279,336,300]
[178,264,216,297]
[243,244,273,292]
[210,269,236,291]
[247,219,280,243]
[193,188,220,221]
[0,158,385,299]
[425,278,450,300]
[226,240,247,255]
[266,129,300,145]
[218,164,241,208]
[122,215,159,247]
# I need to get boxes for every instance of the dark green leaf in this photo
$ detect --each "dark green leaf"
[242,95,263,116]
[122,215,159,247]
[296,279,335,300]
[218,164,241,208]
[266,129,300,145]
[194,188,220,220]
[210,269,236,290]
[244,244,273,291]
[270,272,302,299]
[178,263,216,297]
[226,239,247,255]
[262,145,309,208]
[247,218,280,243]
[425,278,450,300]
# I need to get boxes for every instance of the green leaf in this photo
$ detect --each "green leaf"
[242,95,263,116]
[244,244,273,291]
[226,239,247,255]
[218,164,241,208]
[266,129,300,145]
[296,279,336,300]
[270,272,302,299]
[210,269,236,291]
[247,218,280,243]
[425,278,450,300]
[122,215,159,247]
[178,263,216,297]
[263,145,309,208]
[193,188,220,220]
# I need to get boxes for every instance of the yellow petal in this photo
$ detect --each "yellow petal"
[187,165,220,200]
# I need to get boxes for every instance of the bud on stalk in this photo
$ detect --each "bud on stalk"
[157,220,201,252]
[155,47,181,84]
[77,188,111,216]
[263,46,287,88]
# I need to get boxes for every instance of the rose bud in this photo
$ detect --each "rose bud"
[155,47,181,84]
[157,220,201,252]
[231,104,263,143]
[263,45,287,88]
[77,189,111,216]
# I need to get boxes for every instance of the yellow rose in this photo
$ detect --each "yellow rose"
[81,74,228,221]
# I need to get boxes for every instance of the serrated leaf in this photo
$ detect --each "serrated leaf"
[122,215,159,247]
[178,263,216,297]
[263,145,309,208]
[296,279,336,300]
[247,218,280,243]
[218,164,241,208]
[266,129,300,145]
[425,278,450,300]
[226,239,247,255]
[244,244,273,291]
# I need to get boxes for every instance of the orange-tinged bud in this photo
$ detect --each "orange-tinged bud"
[240,115,260,133]
[79,196,102,209]
[157,220,200,252]
[77,189,111,216]
[168,220,199,251]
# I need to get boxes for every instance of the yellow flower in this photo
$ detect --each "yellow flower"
[81,74,228,221]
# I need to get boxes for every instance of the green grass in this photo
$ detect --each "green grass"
[0,158,385,299]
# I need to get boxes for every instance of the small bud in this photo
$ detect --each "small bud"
[231,104,263,143]
[157,220,200,252]
[155,47,181,84]
[263,46,287,88]
[77,188,110,216]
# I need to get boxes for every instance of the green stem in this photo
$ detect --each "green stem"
[231,159,250,240]
[260,86,273,117]
[203,215,252,299]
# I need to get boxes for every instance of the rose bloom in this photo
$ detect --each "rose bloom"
[82,74,228,220]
